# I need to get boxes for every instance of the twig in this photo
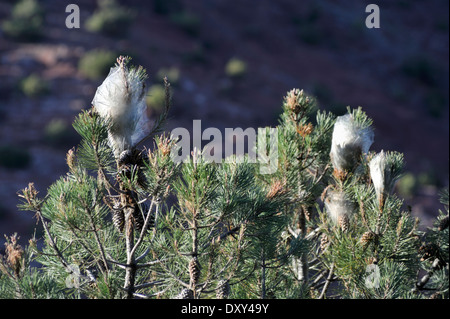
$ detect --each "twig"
[120,182,139,298]
[413,258,445,293]
[318,263,335,299]
[311,270,327,288]
[130,200,157,259]
[36,210,71,272]
[132,292,150,299]
[134,280,165,290]
[306,227,321,240]
[136,257,171,269]
[79,195,109,272]
[136,247,151,262]
[261,257,266,299]
[107,258,128,269]
[146,287,171,298]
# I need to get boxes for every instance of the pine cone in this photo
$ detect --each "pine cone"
[360,231,376,248]
[133,202,154,233]
[303,205,312,222]
[189,257,200,286]
[320,234,329,252]
[112,201,153,233]
[438,215,449,231]
[132,206,145,232]
[338,214,349,232]
[119,149,148,167]
[112,202,125,232]
[175,288,194,299]
[216,279,230,299]
[118,149,148,188]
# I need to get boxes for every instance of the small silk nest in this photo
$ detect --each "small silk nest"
[330,114,374,174]
[92,56,149,158]
[369,150,403,208]
[369,151,388,208]
[324,190,355,226]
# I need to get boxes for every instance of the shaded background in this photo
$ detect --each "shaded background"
[0,0,448,247]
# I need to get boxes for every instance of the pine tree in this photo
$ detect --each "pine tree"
[1,56,447,299]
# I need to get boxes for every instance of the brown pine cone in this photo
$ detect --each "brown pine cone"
[338,214,349,232]
[360,231,376,248]
[189,257,200,286]
[320,234,329,252]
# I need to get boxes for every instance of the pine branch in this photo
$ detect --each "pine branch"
[261,257,267,299]
[36,210,71,272]
[123,206,137,298]
[135,247,151,262]
[134,280,165,290]
[132,292,150,299]
[318,262,335,299]
[136,257,171,269]
[79,195,110,273]
[311,269,327,289]
[130,199,156,257]
[413,258,446,293]
[160,262,190,289]
[106,258,128,270]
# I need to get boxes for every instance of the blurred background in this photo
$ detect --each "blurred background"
[0,0,448,246]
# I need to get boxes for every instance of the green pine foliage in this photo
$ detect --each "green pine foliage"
[1,58,448,299]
